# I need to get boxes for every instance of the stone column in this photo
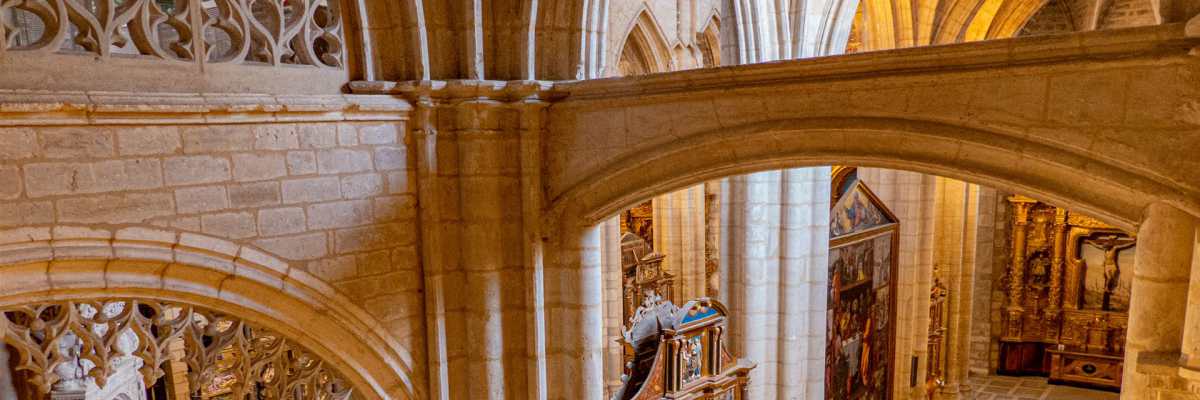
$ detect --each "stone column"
[599,217,625,398]
[1121,203,1197,399]
[409,94,467,400]
[410,83,554,400]
[778,168,831,399]
[723,170,783,399]
[858,168,938,399]
[545,218,604,400]
[938,179,976,399]
[455,98,528,400]
[652,184,707,300]
[517,95,550,400]
[721,167,830,400]
[968,187,998,376]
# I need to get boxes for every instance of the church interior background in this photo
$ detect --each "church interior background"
[1,0,1200,399]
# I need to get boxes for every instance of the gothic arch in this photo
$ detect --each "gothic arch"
[0,226,422,400]
[615,7,675,75]
[697,15,722,67]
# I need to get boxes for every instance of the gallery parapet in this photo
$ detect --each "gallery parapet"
[0,0,350,94]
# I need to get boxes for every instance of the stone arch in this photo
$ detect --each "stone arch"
[615,7,675,75]
[0,225,422,400]
[549,116,1196,232]
[697,15,722,67]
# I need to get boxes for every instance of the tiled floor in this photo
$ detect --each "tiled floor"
[966,375,1120,400]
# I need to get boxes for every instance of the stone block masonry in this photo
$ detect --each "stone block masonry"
[0,120,427,394]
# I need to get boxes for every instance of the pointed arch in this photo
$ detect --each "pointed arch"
[615,7,675,76]
[697,14,722,68]
[987,0,1054,38]
[535,0,608,80]
[0,225,423,400]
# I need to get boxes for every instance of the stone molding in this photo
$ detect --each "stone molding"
[555,22,1200,99]
[0,91,412,126]
[349,79,565,103]
[0,225,421,400]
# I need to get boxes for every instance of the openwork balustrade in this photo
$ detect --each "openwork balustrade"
[0,298,356,400]
[0,0,344,67]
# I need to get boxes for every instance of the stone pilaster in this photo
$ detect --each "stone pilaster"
[1121,203,1197,399]
[398,81,560,400]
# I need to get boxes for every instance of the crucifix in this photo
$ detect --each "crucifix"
[1083,235,1136,311]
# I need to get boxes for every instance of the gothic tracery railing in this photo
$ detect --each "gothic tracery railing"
[0,0,344,67]
[0,299,355,400]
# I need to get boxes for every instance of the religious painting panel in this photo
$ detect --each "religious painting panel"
[827,230,897,400]
[681,334,705,385]
[1078,235,1135,312]
[826,169,898,400]
[831,188,889,237]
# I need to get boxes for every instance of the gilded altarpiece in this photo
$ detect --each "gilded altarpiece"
[826,168,899,400]
[997,196,1133,391]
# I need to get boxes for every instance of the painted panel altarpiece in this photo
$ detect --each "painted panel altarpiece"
[826,168,899,400]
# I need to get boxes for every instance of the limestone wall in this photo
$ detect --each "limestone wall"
[0,118,427,393]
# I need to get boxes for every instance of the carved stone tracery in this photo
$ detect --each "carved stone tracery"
[0,0,344,67]
[0,298,355,400]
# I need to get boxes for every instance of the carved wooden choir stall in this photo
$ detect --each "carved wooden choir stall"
[611,296,754,400]
[998,195,1134,391]
[827,167,899,400]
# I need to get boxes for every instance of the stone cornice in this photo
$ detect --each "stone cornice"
[554,23,1200,101]
[0,91,412,126]
[349,79,566,104]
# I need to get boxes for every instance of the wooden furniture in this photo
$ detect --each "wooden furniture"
[621,233,675,324]
[612,297,754,400]
[998,196,1133,391]
[826,167,899,400]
